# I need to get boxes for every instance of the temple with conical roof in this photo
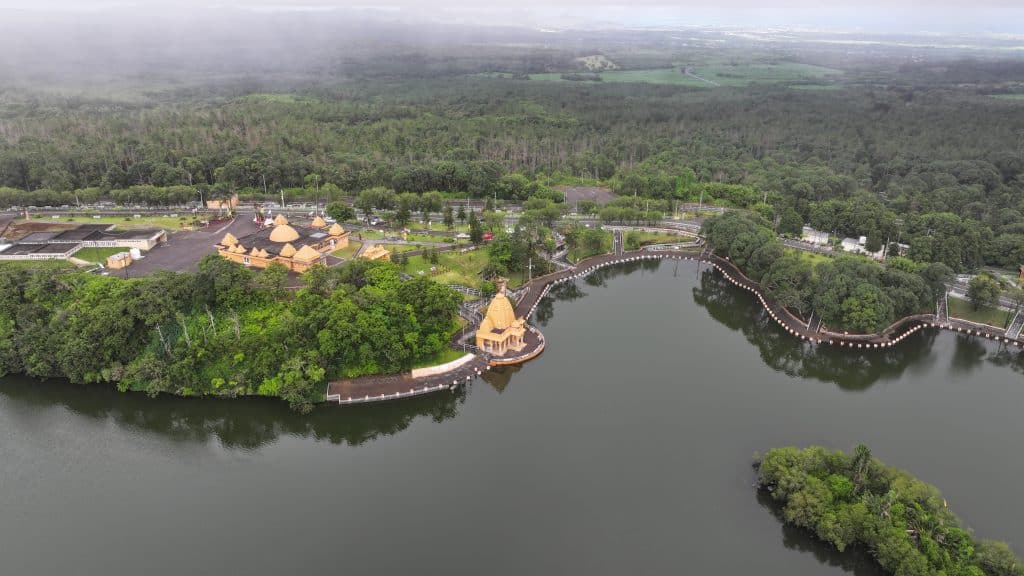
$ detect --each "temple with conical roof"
[475,278,528,357]
[215,213,350,272]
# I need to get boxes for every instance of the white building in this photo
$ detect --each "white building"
[801,226,830,246]
[840,236,884,259]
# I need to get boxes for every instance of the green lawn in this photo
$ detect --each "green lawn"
[76,246,130,264]
[409,223,469,233]
[568,231,613,263]
[625,231,688,249]
[948,296,1013,328]
[411,348,468,370]
[991,94,1024,101]
[788,248,833,269]
[23,215,196,230]
[403,248,491,288]
[355,230,385,240]
[0,260,77,271]
[378,243,424,254]
[330,241,361,260]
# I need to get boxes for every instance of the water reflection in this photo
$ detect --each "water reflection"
[693,269,946,391]
[537,261,1022,392]
[3,260,1022,451]
[0,376,465,450]
[756,490,885,576]
[480,364,522,393]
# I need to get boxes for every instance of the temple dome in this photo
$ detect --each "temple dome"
[328,223,345,236]
[273,214,290,226]
[279,243,297,258]
[311,215,327,228]
[220,232,238,246]
[269,224,300,243]
[293,244,321,263]
[483,293,516,330]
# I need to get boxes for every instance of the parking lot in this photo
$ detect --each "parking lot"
[125,217,258,276]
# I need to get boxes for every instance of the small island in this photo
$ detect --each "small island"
[756,445,1023,576]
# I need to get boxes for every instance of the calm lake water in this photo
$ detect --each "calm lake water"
[3,260,1023,575]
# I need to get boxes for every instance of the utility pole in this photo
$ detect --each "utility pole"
[280,189,285,209]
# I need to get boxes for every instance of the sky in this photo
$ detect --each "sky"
[1,0,1023,34]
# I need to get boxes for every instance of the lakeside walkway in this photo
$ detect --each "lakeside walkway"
[325,244,1024,406]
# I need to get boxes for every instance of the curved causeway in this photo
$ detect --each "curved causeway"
[326,248,1024,405]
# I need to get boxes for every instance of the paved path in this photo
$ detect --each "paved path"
[326,356,489,405]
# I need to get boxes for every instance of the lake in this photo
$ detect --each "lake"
[2,260,1022,575]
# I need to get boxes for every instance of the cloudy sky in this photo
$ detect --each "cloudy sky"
[1,0,1022,34]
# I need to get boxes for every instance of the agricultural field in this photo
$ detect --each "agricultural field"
[526,62,842,87]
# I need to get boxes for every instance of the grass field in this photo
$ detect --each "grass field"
[0,260,77,271]
[411,348,468,370]
[377,243,424,254]
[404,249,490,288]
[788,249,833,268]
[948,296,1013,328]
[22,215,195,230]
[525,62,842,87]
[76,246,130,264]
[991,94,1024,100]
[401,247,530,288]
[330,241,361,260]
[625,231,687,248]
[568,231,613,263]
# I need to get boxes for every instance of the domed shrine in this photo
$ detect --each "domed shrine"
[475,278,528,357]
[216,213,350,272]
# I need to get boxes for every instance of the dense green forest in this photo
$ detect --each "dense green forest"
[757,446,1024,576]
[0,257,461,412]
[703,211,953,333]
[3,64,1024,270]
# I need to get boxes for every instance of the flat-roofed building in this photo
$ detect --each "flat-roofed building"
[0,243,81,260]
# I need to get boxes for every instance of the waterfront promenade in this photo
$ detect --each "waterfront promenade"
[325,245,1024,405]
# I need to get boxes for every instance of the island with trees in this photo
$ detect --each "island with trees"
[756,445,1023,576]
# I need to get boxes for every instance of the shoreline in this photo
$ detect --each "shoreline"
[326,246,1023,406]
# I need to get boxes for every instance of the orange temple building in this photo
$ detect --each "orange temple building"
[216,214,350,272]
[475,278,528,357]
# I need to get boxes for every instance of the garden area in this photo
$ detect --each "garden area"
[330,241,361,260]
[948,296,1013,328]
